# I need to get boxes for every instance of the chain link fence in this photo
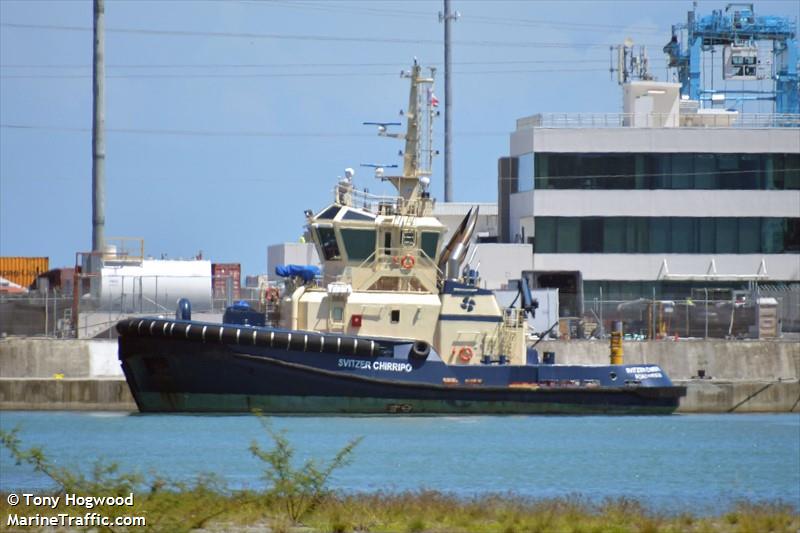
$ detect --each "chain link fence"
[582,287,797,340]
[1,274,263,338]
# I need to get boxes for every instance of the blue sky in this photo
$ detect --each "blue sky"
[1,0,798,275]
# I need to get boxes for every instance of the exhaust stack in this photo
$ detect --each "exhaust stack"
[438,206,480,280]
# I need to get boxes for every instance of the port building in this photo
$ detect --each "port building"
[498,81,799,318]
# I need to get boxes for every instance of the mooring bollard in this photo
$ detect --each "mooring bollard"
[610,320,624,365]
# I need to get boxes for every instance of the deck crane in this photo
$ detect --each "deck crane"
[663,3,798,114]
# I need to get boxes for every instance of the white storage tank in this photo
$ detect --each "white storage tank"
[100,259,212,312]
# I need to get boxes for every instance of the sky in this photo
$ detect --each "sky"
[1,0,798,276]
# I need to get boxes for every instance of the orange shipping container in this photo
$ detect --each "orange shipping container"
[0,257,49,288]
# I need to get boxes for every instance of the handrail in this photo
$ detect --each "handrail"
[332,185,404,213]
[337,246,442,293]
[516,112,800,129]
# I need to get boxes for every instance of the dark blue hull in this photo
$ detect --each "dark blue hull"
[117,318,685,414]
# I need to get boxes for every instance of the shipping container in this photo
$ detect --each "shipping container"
[212,263,241,300]
[0,257,49,288]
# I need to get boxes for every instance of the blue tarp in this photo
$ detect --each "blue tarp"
[275,264,321,282]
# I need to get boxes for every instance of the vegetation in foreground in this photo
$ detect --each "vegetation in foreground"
[2,421,798,533]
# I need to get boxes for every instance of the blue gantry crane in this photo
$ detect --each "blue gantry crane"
[663,3,798,114]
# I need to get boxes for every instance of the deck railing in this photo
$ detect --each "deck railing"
[516,112,800,129]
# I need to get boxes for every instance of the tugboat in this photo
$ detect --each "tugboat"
[117,62,686,414]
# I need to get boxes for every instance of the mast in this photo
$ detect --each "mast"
[381,61,436,212]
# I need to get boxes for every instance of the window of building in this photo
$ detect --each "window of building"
[672,218,695,253]
[761,218,783,253]
[340,228,376,261]
[531,153,800,190]
[533,217,799,254]
[785,154,800,190]
[649,218,671,253]
[603,217,625,253]
[738,218,760,253]
[695,154,716,189]
[534,218,556,253]
[584,280,756,301]
[785,219,800,253]
[316,226,341,260]
[626,218,649,253]
[518,153,534,191]
[671,154,694,189]
[715,218,738,253]
[556,218,580,253]
[580,218,603,253]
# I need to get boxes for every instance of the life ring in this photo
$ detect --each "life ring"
[458,346,473,363]
[400,254,415,269]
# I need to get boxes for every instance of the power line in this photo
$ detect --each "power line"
[256,0,666,35]
[0,22,657,49]
[0,59,624,69]
[0,123,508,137]
[0,67,611,80]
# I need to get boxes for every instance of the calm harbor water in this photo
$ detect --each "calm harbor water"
[1,412,798,514]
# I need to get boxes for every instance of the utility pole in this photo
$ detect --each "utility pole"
[92,0,106,261]
[439,0,458,202]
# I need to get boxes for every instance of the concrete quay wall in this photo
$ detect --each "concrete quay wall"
[535,339,800,381]
[675,380,799,413]
[0,378,136,411]
[0,338,122,379]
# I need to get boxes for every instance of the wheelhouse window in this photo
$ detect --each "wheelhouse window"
[340,228,376,261]
[316,226,341,260]
[316,205,341,220]
[420,232,439,259]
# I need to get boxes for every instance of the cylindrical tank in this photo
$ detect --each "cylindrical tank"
[101,259,212,312]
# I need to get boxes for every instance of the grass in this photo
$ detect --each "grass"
[1,490,797,532]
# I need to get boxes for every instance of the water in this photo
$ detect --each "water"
[1,412,798,514]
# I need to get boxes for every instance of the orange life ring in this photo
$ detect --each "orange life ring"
[458,346,473,363]
[400,254,415,269]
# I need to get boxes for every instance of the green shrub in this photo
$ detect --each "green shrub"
[248,411,362,524]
